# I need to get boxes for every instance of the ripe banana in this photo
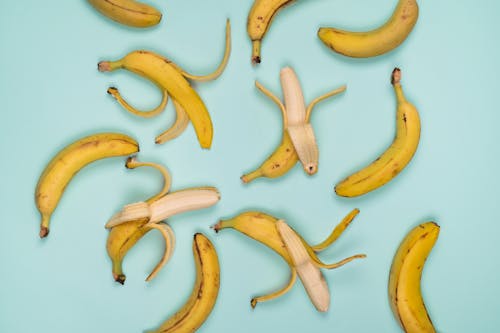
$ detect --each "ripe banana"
[87,0,162,28]
[247,0,295,64]
[335,68,420,197]
[106,157,175,284]
[105,157,220,283]
[388,222,439,332]
[147,233,220,333]
[318,0,418,58]
[241,67,346,182]
[213,209,365,309]
[35,133,139,238]
[106,187,221,228]
[98,19,231,148]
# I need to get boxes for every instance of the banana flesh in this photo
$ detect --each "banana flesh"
[87,0,162,28]
[98,20,231,148]
[276,220,330,312]
[214,210,365,309]
[388,222,439,332]
[247,0,295,64]
[35,133,139,238]
[335,68,420,197]
[242,67,345,182]
[147,233,220,333]
[106,187,220,228]
[318,0,418,58]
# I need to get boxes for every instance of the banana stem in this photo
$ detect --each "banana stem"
[125,157,172,203]
[252,40,262,64]
[305,85,347,122]
[311,208,360,252]
[250,266,297,308]
[107,87,168,118]
[241,169,263,184]
[391,68,406,103]
[180,19,232,82]
[39,214,50,238]
[98,60,122,72]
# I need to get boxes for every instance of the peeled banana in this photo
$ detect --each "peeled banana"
[35,133,139,238]
[98,19,231,148]
[318,0,419,58]
[247,0,295,64]
[335,68,420,197]
[241,66,346,182]
[388,222,439,332]
[214,210,365,309]
[87,0,162,28]
[147,233,220,333]
[105,157,220,283]
[106,157,175,284]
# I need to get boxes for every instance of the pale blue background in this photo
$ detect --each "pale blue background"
[1,0,499,332]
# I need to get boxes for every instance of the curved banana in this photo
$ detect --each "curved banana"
[247,0,295,64]
[87,0,162,28]
[35,133,139,238]
[318,0,418,58]
[147,233,220,333]
[389,222,439,332]
[106,157,175,284]
[242,68,345,182]
[335,68,420,197]
[213,210,365,308]
[98,19,231,149]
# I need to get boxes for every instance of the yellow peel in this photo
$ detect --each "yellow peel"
[155,99,190,144]
[107,87,168,118]
[145,222,176,282]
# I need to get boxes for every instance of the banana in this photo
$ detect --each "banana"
[155,99,190,144]
[276,220,330,312]
[247,0,295,64]
[98,19,231,149]
[87,0,162,28]
[107,87,168,118]
[241,67,346,182]
[147,233,220,333]
[35,133,139,238]
[318,0,418,58]
[213,209,365,308]
[335,68,420,197]
[106,157,175,284]
[105,187,221,228]
[388,222,439,332]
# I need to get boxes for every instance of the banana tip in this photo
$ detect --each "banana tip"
[114,274,126,285]
[251,56,261,65]
[250,298,257,309]
[240,175,249,184]
[211,221,222,233]
[305,164,318,175]
[39,227,49,238]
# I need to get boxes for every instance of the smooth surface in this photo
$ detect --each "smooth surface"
[1,1,499,332]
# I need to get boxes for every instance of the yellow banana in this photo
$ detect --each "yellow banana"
[388,222,439,332]
[213,209,365,308]
[98,20,231,149]
[35,133,139,238]
[247,0,296,64]
[241,67,346,182]
[318,0,418,58]
[335,68,420,197]
[106,157,175,284]
[147,233,220,333]
[87,0,162,28]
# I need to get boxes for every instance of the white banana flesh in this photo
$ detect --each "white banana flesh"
[105,187,220,228]
[276,220,330,312]
[280,67,306,126]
